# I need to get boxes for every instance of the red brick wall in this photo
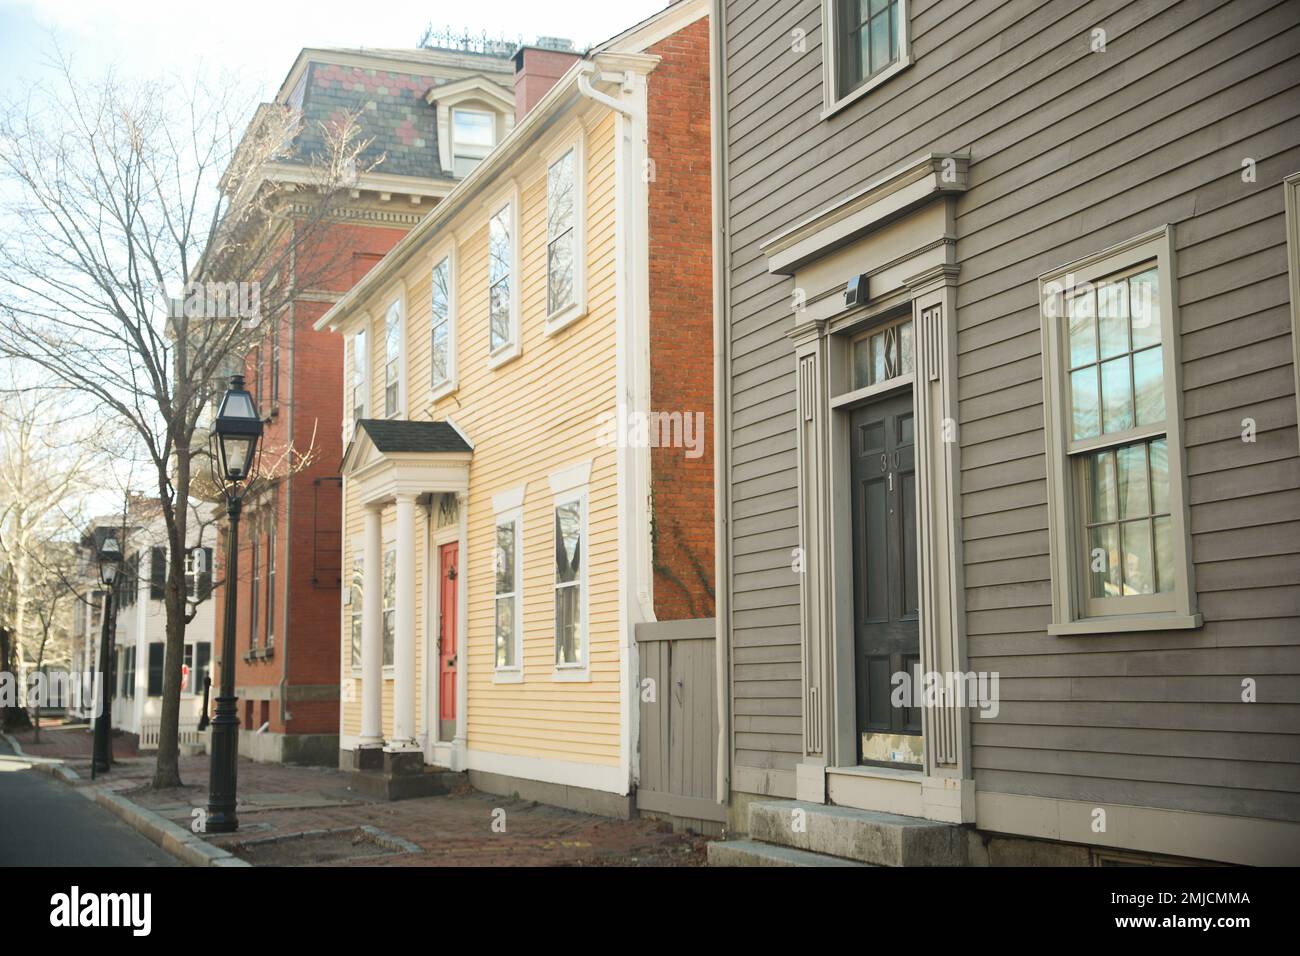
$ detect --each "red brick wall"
[646,16,715,621]
[211,219,407,737]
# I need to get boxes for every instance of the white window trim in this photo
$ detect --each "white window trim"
[429,241,459,404]
[349,320,371,435]
[821,0,912,121]
[1283,171,1300,449]
[492,502,525,684]
[382,285,407,419]
[544,127,588,337]
[486,183,522,369]
[1039,224,1201,636]
[550,464,591,681]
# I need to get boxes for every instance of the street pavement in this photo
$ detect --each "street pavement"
[0,736,178,866]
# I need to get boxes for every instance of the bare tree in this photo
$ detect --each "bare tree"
[0,388,97,676]
[0,56,379,787]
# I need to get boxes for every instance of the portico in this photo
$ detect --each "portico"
[341,419,472,782]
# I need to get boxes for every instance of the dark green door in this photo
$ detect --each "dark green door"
[850,390,922,767]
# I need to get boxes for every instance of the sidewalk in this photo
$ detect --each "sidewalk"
[17,723,711,866]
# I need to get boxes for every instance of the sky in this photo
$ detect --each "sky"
[0,0,671,98]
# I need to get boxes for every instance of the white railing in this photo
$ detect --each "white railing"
[138,720,202,751]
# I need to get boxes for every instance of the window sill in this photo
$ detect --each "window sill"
[492,667,523,684]
[821,57,911,122]
[428,379,457,405]
[552,665,589,683]
[382,665,395,681]
[1048,612,1203,637]
[487,342,520,370]
[544,302,586,338]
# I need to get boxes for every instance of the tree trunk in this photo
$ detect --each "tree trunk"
[151,451,191,790]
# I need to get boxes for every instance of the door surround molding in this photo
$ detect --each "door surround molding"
[778,178,971,822]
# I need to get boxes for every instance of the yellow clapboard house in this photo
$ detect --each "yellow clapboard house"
[316,0,714,818]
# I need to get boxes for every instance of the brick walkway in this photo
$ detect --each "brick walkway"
[19,723,709,867]
[10,722,139,761]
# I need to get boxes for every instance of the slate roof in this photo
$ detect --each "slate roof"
[355,419,472,454]
[288,52,512,180]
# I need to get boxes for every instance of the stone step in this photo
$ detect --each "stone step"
[708,838,871,867]
[349,767,463,802]
[747,800,969,866]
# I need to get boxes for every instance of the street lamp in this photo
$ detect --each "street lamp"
[206,374,263,833]
[91,532,122,777]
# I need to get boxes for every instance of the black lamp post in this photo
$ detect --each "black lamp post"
[206,374,263,833]
[91,532,122,777]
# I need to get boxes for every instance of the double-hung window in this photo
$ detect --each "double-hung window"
[554,495,586,671]
[487,197,519,364]
[349,552,363,669]
[451,108,495,178]
[249,536,261,649]
[1040,227,1199,634]
[546,142,585,329]
[494,514,521,674]
[383,297,402,417]
[428,254,454,395]
[265,523,276,648]
[824,0,910,114]
[382,544,396,668]
[351,328,368,427]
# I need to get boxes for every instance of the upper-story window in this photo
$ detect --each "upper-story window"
[547,148,577,316]
[431,253,455,396]
[351,328,368,425]
[825,0,911,114]
[487,199,518,362]
[452,109,495,177]
[1040,227,1199,634]
[383,297,402,417]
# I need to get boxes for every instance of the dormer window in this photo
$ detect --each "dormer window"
[451,108,495,177]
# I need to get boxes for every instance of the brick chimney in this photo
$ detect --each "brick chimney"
[513,43,582,122]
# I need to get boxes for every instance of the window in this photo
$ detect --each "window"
[1040,227,1199,633]
[351,328,368,426]
[494,515,521,671]
[554,496,586,669]
[185,547,213,602]
[253,345,263,407]
[431,253,455,394]
[265,524,276,648]
[382,544,396,668]
[851,315,914,390]
[547,148,577,316]
[349,552,363,669]
[122,647,135,700]
[383,297,402,417]
[824,0,910,114]
[451,108,495,177]
[249,536,260,649]
[488,202,516,359]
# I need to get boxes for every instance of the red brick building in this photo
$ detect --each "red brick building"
[212,44,518,764]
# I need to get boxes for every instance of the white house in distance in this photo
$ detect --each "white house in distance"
[72,498,218,747]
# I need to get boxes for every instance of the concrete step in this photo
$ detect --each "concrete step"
[708,839,870,867]
[349,767,463,802]
[747,800,968,866]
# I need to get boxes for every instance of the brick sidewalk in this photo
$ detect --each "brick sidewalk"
[10,722,139,761]
[42,744,709,867]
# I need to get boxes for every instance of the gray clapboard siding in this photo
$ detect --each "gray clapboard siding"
[721,0,1300,816]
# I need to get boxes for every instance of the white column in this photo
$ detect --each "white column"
[359,504,384,748]
[389,493,419,751]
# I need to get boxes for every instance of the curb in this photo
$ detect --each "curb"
[6,735,249,868]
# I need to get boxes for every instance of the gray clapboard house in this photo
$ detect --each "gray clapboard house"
[707,0,1300,865]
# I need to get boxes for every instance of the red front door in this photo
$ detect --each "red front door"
[438,542,458,741]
